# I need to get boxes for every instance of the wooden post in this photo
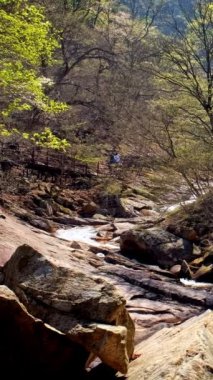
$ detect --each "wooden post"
[31,147,35,163]
[46,149,49,165]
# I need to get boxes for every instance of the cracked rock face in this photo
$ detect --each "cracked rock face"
[3,244,135,374]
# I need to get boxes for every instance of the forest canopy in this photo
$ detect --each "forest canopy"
[0,0,212,192]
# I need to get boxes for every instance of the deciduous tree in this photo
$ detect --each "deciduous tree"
[0,0,66,121]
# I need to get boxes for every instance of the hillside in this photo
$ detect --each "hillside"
[0,0,213,376]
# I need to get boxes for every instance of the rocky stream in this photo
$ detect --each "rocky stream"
[0,186,212,379]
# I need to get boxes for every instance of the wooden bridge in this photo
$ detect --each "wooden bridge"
[0,143,92,186]
[0,142,144,186]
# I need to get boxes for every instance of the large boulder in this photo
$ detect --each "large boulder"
[79,201,99,217]
[120,197,156,211]
[98,193,135,217]
[164,191,213,245]
[127,310,213,380]
[0,285,87,376]
[3,244,135,374]
[120,227,197,268]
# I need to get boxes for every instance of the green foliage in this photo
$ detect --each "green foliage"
[0,123,20,137]
[0,0,57,64]
[74,144,103,163]
[147,1,213,193]
[0,0,67,118]
[22,128,71,151]
[130,185,157,201]
[157,0,213,130]
[104,179,122,194]
[0,124,70,152]
[62,0,112,25]
[174,139,213,177]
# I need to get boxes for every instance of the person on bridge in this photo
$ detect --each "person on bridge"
[109,152,121,165]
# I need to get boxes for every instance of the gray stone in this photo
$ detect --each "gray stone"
[3,244,135,373]
[120,227,195,268]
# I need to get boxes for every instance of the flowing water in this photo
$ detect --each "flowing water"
[55,226,118,249]
[180,278,213,288]
[162,195,197,213]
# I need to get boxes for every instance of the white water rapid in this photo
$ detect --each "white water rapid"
[55,225,118,249]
